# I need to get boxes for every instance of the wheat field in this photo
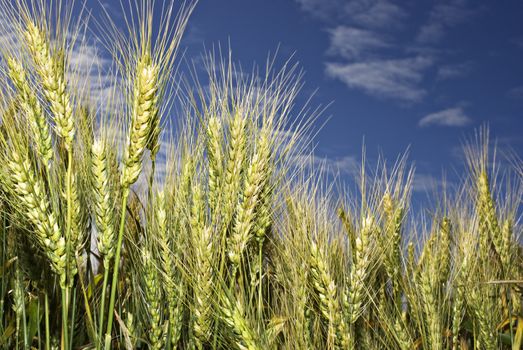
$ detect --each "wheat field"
[0,0,521,349]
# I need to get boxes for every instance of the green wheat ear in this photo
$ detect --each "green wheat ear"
[7,148,67,286]
[24,21,75,149]
[122,53,160,188]
[7,57,53,165]
[91,138,116,268]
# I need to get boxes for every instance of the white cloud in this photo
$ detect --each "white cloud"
[418,107,472,127]
[327,26,390,60]
[325,56,432,101]
[417,0,476,43]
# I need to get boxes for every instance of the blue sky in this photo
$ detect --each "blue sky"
[97,0,523,195]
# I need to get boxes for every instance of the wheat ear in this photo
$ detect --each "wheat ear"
[7,149,67,286]
[7,57,53,164]
[155,191,183,347]
[221,297,261,350]
[438,218,451,287]
[382,192,403,304]
[105,52,161,346]
[345,215,373,325]
[419,262,443,350]
[24,21,74,149]
[206,116,224,213]
[229,129,270,267]
[477,172,502,257]
[122,53,159,187]
[190,186,214,347]
[143,250,164,350]
[91,139,115,268]
[222,110,247,229]
[310,240,351,348]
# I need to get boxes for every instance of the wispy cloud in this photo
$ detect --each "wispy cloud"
[296,0,406,29]
[67,40,120,113]
[327,26,390,60]
[294,0,343,19]
[510,37,523,49]
[343,0,406,29]
[295,0,482,105]
[326,56,432,101]
[412,173,443,192]
[436,62,473,80]
[419,107,472,127]
[296,0,433,102]
[417,0,477,44]
[317,155,359,175]
[507,86,523,100]
[290,153,359,176]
